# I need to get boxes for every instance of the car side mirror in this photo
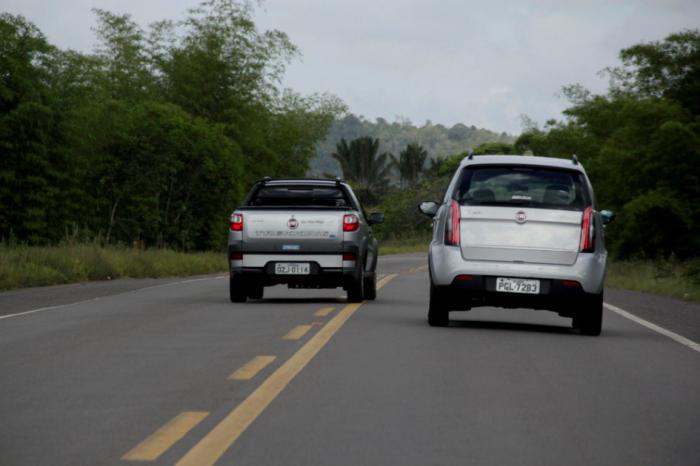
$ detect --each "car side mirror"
[419,201,439,218]
[600,210,615,225]
[368,212,384,225]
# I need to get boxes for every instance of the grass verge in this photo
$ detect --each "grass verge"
[606,260,700,303]
[0,244,227,291]
[379,238,429,256]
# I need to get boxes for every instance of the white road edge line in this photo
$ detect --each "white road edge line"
[0,275,228,321]
[604,302,700,353]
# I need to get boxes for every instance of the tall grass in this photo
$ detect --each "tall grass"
[379,235,431,256]
[0,243,227,290]
[606,259,700,302]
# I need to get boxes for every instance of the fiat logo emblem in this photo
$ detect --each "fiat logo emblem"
[287,216,299,230]
[515,211,527,224]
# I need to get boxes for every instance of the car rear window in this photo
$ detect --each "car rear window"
[248,185,351,208]
[455,165,590,211]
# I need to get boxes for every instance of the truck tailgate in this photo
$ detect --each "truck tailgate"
[241,210,344,253]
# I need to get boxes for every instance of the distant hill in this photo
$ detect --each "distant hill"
[308,114,515,176]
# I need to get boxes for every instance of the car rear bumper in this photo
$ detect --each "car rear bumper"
[437,274,598,315]
[430,243,607,294]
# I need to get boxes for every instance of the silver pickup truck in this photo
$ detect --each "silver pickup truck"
[228,178,383,303]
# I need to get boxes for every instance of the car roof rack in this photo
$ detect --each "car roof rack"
[572,154,579,165]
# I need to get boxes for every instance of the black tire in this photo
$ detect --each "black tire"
[229,276,247,303]
[428,280,449,327]
[363,272,377,300]
[347,269,364,303]
[573,292,603,336]
[248,285,264,300]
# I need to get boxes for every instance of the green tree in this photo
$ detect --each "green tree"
[473,142,515,154]
[608,29,700,115]
[332,137,392,204]
[0,2,343,249]
[0,14,59,243]
[393,142,428,187]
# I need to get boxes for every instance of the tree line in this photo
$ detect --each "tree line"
[0,0,343,249]
[311,113,514,176]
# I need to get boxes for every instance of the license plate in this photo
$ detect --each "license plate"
[274,262,310,275]
[496,277,540,294]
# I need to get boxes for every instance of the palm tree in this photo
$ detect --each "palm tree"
[393,143,428,187]
[427,154,448,177]
[332,137,392,204]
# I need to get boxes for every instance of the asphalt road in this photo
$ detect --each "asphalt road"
[1,253,698,466]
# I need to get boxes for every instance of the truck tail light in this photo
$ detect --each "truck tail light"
[579,207,595,252]
[343,214,360,232]
[343,252,356,261]
[445,200,460,246]
[230,213,244,231]
[229,251,243,261]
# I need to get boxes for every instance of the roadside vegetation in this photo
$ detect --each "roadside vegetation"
[607,260,700,303]
[0,242,226,290]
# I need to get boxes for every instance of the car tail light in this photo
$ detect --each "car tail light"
[455,274,473,281]
[579,207,595,252]
[445,200,461,245]
[560,280,579,287]
[343,214,360,232]
[343,252,356,261]
[230,213,244,231]
[229,251,243,261]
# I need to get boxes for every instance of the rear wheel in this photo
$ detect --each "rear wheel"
[347,269,364,303]
[363,272,377,300]
[428,281,449,327]
[573,292,603,336]
[229,276,247,303]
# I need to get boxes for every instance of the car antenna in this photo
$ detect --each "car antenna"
[467,149,474,160]
[572,154,579,165]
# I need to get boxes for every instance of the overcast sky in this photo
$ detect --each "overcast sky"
[3,0,699,133]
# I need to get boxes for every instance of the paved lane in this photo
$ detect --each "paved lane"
[1,254,698,466]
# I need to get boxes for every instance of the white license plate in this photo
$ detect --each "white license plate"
[274,262,310,275]
[496,277,540,294]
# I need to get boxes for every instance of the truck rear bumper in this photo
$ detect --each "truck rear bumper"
[229,252,361,289]
[238,253,344,268]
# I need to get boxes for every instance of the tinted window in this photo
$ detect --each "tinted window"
[455,165,589,211]
[248,185,351,207]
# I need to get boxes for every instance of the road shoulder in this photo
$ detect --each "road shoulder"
[605,287,700,343]
[0,274,224,318]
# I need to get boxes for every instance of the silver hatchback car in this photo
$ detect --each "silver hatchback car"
[419,154,614,335]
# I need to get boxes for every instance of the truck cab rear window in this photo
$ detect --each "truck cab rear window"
[455,165,590,211]
[248,186,351,208]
